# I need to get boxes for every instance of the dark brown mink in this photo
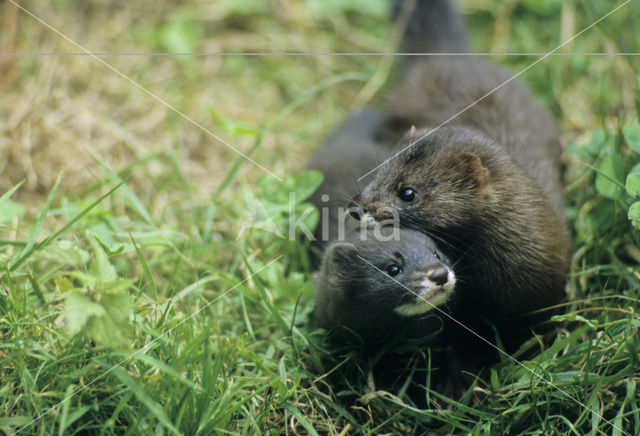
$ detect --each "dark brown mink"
[350,0,571,353]
[314,227,456,345]
[305,110,460,356]
[353,126,569,330]
[377,56,567,224]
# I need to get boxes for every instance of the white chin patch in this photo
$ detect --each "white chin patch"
[361,212,378,229]
[394,271,456,317]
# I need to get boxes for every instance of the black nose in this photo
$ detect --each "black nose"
[428,267,449,286]
[348,201,362,221]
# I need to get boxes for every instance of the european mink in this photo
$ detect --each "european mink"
[305,111,457,344]
[349,0,571,352]
[315,227,456,344]
[352,126,569,341]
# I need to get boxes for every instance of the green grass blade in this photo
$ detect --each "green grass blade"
[279,402,319,436]
[125,352,201,391]
[97,361,182,435]
[39,181,125,249]
[58,383,75,436]
[0,181,24,209]
[9,180,125,272]
[11,173,63,271]
[87,150,154,225]
[28,273,46,305]
[130,233,157,302]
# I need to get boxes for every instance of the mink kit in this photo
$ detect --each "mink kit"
[314,227,456,344]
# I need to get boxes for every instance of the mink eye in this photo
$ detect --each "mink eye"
[398,187,417,202]
[387,264,403,276]
[434,251,442,261]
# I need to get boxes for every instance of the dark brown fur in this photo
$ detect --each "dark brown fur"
[355,126,570,330]
[351,38,572,357]
[314,228,453,344]
[305,109,388,258]
[378,57,566,223]
[308,0,571,402]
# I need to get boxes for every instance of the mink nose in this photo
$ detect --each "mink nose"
[348,201,362,221]
[428,267,449,286]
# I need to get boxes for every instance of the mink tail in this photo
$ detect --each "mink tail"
[392,0,470,54]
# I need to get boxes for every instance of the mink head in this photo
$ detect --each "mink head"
[352,126,501,232]
[319,228,456,321]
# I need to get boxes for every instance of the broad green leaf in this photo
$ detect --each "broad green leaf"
[595,153,624,199]
[54,276,74,292]
[630,162,640,175]
[623,125,640,154]
[238,191,285,239]
[64,286,132,348]
[88,234,117,284]
[628,202,640,229]
[567,130,609,161]
[32,240,90,267]
[60,233,133,347]
[92,232,133,256]
[84,290,132,348]
[103,278,136,295]
[295,203,319,238]
[626,173,640,197]
[262,171,324,205]
[64,293,106,335]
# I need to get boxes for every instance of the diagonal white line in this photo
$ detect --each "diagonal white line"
[6,0,282,182]
[356,254,630,436]
[12,255,283,436]
[357,0,632,181]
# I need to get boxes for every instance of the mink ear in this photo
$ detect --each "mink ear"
[459,152,489,193]
[324,242,358,276]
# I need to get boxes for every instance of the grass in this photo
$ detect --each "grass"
[1,0,640,434]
